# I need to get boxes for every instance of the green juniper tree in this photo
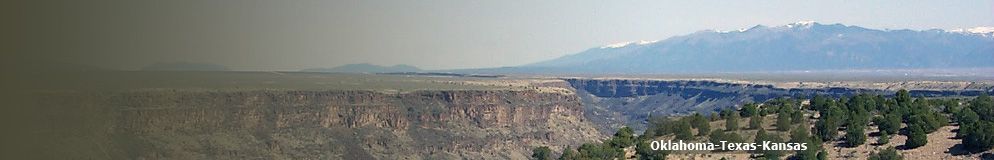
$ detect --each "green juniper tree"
[741,103,759,117]
[904,125,927,149]
[725,110,741,131]
[558,147,577,160]
[577,143,622,160]
[760,134,784,160]
[960,93,994,150]
[789,123,820,160]
[674,120,694,140]
[777,110,792,131]
[531,146,552,160]
[844,110,869,147]
[791,110,805,124]
[875,113,902,135]
[750,115,763,130]
[963,121,994,149]
[795,135,824,160]
[789,123,811,144]
[844,122,866,147]
[810,95,830,112]
[610,126,635,148]
[815,104,845,141]
[709,130,745,151]
[690,113,711,136]
[751,129,769,154]
[877,133,891,145]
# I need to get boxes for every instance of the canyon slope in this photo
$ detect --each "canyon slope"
[566,78,994,133]
[12,72,602,159]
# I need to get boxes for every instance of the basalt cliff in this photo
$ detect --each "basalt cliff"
[23,89,602,159]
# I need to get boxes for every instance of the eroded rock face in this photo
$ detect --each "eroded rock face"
[41,90,602,159]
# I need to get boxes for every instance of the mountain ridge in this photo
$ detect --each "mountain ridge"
[141,62,231,71]
[301,63,422,73]
[504,22,994,74]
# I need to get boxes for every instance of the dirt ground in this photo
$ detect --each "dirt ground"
[825,125,992,160]
[651,116,994,160]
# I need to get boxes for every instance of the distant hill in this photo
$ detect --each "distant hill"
[484,22,994,74]
[141,62,230,71]
[301,63,421,73]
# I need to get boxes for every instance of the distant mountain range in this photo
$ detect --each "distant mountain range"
[301,63,421,73]
[141,62,230,71]
[477,22,994,74]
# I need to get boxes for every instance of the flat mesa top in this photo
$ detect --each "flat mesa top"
[33,70,992,93]
[40,71,563,92]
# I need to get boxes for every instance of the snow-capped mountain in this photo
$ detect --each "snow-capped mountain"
[600,40,660,49]
[520,22,994,73]
[950,27,994,37]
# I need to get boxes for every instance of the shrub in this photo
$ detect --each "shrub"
[868,147,902,160]
[791,110,805,124]
[875,113,901,135]
[577,143,622,159]
[877,133,891,145]
[635,139,667,160]
[690,113,711,136]
[970,93,993,121]
[761,135,785,160]
[963,121,994,149]
[531,146,552,160]
[741,103,759,117]
[610,126,635,148]
[751,129,769,154]
[709,130,745,151]
[904,125,927,149]
[750,115,763,129]
[674,120,694,140]
[558,147,577,160]
[844,121,866,147]
[725,111,740,131]
[777,111,792,131]
[814,115,840,141]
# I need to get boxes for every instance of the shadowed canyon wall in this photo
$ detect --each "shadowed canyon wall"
[565,78,994,133]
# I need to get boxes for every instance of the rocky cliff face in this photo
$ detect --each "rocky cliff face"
[565,78,994,133]
[31,89,602,159]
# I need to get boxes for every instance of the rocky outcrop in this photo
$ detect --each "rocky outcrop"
[34,90,602,159]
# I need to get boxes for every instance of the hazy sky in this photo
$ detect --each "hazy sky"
[35,0,994,71]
